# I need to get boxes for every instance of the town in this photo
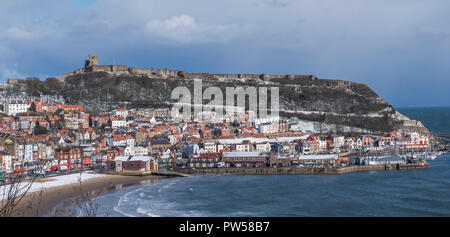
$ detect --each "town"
[0,92,437,181]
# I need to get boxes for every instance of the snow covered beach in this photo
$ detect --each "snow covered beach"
[0,172,107,198]
[0,173,165,217]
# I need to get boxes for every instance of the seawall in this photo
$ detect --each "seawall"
[175,163,428,175]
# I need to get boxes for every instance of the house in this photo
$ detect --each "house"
[255,142,271,152]
[149,139,172,151]
[111,119,127,129]
[203,142,218,153]
[108,134,126,147]
[235,140,253,152]
[125,136,135,147]
[114,108,128,118]
[55,146,82,169]
[37,120,50,128]
[331,135,345,148]
[258,123,278,134]
[0,151,13,173]
[187,153,221,168]
[182,144,200,154]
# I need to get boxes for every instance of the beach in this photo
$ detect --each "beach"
[8,174,166,217]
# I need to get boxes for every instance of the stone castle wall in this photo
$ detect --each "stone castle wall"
[129,67,155,75]
[55,55,354,87]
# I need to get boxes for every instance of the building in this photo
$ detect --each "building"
[222,151,271,168]
[111,119,127,129]
[258,123,279,134]
[0,151,13,173]
[114,108,128,118]
[5,100,28,116]
[187,153,221,168]
[55,147,82,169]
[356,155,405,165]
[109,156,158,172]
[255,142,271,152]
[124,146,148,156]
[297,154,339,167]
[235,140,253,152]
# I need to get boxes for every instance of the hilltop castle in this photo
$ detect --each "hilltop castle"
[57,54,183,81]
[56,54,321,82]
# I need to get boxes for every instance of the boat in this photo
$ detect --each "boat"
[427,151,444,160]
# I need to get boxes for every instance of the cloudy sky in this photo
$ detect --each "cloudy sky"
[1,0,449,107]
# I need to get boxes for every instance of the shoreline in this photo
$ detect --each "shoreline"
[10,163,429,217]
[12,174,169,217]
[175,163,429,175]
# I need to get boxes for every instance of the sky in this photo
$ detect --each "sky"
[0,0,449,108]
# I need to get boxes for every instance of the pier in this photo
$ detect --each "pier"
[106,170,190,177]
[175,163,428,175]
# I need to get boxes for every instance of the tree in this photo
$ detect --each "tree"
[34,121,48,135]
[34,125,48,135]
[0,171,41,217]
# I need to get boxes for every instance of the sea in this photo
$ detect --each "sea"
[91,107,450,217]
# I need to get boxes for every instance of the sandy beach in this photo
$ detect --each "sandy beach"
[9,174,166,217]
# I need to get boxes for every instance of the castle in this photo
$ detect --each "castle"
[5,54,363,88]
[55,54,326,83]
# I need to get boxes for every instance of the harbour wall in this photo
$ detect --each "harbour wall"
[175,163,428,175]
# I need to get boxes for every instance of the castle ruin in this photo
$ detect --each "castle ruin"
[56,54,323,83]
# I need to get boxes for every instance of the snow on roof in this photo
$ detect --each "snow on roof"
[115,156,154,162]
[222,151,270,158]
[218,135,309,145]
[298,154,339,160]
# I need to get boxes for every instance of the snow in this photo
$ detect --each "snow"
[218,135,309,144]
[0,172,108,199]
[281,109,385,118]
[299,154,339,160]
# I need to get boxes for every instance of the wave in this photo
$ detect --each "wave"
[136,207,160,217]
[113,188,143,217]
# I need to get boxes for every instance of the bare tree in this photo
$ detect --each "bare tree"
[0,171,38,217]
[62,172,105,217]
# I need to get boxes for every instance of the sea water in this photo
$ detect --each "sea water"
[92,107,450,217]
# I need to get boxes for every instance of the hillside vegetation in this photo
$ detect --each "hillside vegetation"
[6,73,404,133]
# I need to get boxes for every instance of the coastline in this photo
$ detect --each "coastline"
[175,163,429,175]
[12,174,168,217]
[9,163,429,217]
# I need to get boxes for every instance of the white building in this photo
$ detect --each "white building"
[124,146,148,156]
[0,152,13,173]
[332,135,345,148]
[114,108,128,118]
[255,142,271,152]
[24,144,33,162]
[5,100,28,116]
[126,137,135,148]
[204,142,218,153]
[111,119,127,129]
[259,123,279,134]
[236,143,252,152]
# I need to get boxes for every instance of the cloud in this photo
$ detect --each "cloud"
[0,0,450,106]
[4,27,33,40]
[144,14,255,44]
[0,63,23,80]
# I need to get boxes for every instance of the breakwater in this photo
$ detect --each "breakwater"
[175,163,428,175]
